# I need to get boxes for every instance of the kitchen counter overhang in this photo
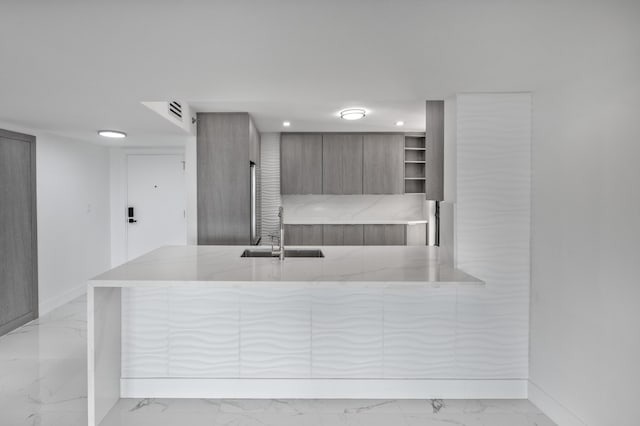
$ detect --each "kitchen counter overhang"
[90,245,482,287]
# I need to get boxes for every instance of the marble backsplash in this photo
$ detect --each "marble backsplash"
[282,194,427,224]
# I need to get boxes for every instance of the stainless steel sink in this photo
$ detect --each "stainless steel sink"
[241,249,324,258]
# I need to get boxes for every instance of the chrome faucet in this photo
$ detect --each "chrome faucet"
[270,206,285,260]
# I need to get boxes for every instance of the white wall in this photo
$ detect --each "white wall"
[455,93,531,381]
[1,122,111,315]
[529,68,640,424]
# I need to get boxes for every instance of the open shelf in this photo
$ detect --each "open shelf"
[403,134,426,194]
[405,179,425,193]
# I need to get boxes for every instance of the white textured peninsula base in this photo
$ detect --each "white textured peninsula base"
[88,245,483,425]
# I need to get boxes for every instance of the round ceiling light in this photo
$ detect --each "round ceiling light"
[339,108,366,120]
[98,130,127,139]
[283,121,291,127]
[395,121,405,126]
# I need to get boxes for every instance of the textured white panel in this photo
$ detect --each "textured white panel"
[168,288,239,377]
[311,289,383,378]
[240,289,311,378]
[383,289,457,378]
[455,93,531,378]
[259,133,282,244]
[121,288,169,377]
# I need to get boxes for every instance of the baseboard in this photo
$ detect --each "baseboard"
[121,378,528,399]
[39,283,87,316]
[528,380,586,426]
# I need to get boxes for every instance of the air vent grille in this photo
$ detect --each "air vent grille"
[168,101,183,120]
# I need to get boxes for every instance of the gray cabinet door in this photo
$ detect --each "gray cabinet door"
[281,134,323,194]
[363,134,404,194]
[363,225,406,245]
[197,113,251,245]
[322,225,364,245]
[284,225,323,246]
[0,129,38,336]
[249,116,260,165]
[322,134,363,194]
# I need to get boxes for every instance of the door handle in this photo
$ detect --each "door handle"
[128,207,137,223]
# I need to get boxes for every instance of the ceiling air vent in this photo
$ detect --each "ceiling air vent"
[168,101,183,121]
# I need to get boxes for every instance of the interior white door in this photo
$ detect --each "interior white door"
[126,154,186,260]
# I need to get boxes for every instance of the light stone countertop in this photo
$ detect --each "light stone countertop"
[284,218,428,225]
[90,245,482,287]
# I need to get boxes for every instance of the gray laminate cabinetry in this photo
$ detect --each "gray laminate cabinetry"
[322,134,363,194]
[0,129,38,336]
[284,225,323,246]
[363,134,404,194]
[197,113,260,245]
[363,225,406,245]
[322,225,364,245]
[281,133,323,194]
[425,101,444,200]
[249,117,260,165]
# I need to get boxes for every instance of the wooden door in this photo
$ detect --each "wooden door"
[363,134,404,194]
[0,129,38,336]
[322,134,363,194]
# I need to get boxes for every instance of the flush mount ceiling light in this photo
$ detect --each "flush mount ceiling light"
[339,108,366,121]
[395,121,405,126]
[283,121,291,127]
[98,130,127,139]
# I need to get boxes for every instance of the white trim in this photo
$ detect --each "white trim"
[528,380,586,426]
[121,378,527,399]
[38,282,86,316]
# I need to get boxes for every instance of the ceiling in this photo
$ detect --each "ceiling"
[0,1,635,146]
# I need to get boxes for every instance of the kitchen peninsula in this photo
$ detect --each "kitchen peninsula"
[88,245,482,426]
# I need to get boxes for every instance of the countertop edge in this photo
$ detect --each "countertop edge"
[88,279,484,288]
[284,219,428,225]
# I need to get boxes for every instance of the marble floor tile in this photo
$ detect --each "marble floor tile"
[0,295,556,426]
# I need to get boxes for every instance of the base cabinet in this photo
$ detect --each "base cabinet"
[363,225,406,245]
[283,225,323,246]
[122,287,457,380]
[285,224,412,246]
[322,225,364,245]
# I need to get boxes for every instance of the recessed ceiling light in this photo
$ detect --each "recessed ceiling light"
[339,108,366,120]
[98,130,127,139]
[283,121,291,127]
[395,121,405,126]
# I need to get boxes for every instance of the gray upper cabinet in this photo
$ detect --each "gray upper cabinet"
[281,133,323,194]
[322,134,363,194]
[363,134,404,194]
